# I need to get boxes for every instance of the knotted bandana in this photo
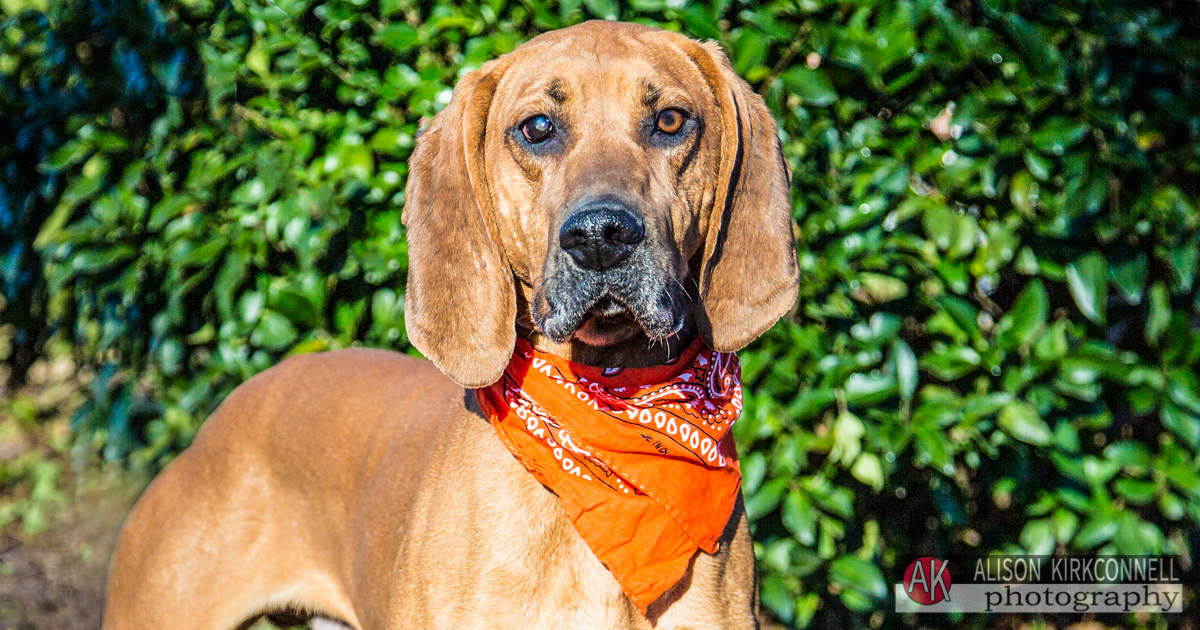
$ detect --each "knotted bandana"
[475,337,743,612]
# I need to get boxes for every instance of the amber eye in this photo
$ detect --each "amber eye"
[655,109,687,134]
[520,115,555,143]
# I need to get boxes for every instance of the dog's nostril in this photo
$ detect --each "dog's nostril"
[559,205,644,272]
[605,222,642,246]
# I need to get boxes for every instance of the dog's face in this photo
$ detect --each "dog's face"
[484,31,723,347]
[404,21,798,387]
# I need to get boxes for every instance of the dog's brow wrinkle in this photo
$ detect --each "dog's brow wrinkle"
[547,78,567,104]
[643,83,660,107]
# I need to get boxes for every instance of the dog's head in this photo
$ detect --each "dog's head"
[403,21,797,388]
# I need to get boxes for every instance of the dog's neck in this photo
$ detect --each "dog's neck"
[516,324,697,369]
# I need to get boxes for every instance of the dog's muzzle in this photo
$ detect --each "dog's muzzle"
[535,196,683,344]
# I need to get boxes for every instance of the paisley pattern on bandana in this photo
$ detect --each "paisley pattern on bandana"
[475,337,743,613]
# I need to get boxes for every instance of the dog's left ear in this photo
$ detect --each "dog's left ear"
[402,66,516,388]
[692,41,799,352]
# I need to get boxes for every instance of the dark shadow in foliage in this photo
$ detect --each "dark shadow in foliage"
[0,0,206,387]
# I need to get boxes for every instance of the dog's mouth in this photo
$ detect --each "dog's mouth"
[574,297,639,346]
[534,270,685,347]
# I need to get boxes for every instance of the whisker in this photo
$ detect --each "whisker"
[671,275,694,302]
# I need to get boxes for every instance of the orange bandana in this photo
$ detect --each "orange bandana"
[475,337,743,612]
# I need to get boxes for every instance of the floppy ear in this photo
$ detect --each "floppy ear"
[403,67,516,388]
[692,41,799,352]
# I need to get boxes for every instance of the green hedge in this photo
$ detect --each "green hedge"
[3,0,1199,627]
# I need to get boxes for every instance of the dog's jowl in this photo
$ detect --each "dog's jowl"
[103,21,797,630]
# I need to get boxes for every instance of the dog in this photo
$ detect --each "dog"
[102,20,797,630]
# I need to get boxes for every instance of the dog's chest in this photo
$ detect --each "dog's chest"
[376,411,744,630]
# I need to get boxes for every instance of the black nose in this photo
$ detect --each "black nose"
[559,203,644,271]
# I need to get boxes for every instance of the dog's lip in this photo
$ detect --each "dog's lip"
[586,295,633,320]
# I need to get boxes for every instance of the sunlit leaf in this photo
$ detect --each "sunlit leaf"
[1065,252,1107,324]
[998,401,1052,446]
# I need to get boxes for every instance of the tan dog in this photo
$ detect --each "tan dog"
[103,20,797,630]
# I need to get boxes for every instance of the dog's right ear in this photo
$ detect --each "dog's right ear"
[403,67,516,388]
[690,40,798,353]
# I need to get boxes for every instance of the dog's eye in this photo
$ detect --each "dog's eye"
[655,109,687,135]
[520,115,556,143]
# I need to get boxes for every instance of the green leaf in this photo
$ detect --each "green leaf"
[583,0,619,20]
[1113,478,1156,505]
[1145,282,1170,343]
[1082,456,1121,486]
[251,309,299,350]
[1034,319,1068,361]
[741,451,767,495]
[795,593,820,628]
[239,291,265,325]
[1065,252,1107,324]
[922,344,981,380]
[922,205,956,250]
[246,40,270,77]
[271,289,322,329]
[850,312,902,344]
[1113,513,1162,555]
[851,453,884,491]
[758,574,794,624]
[1020,518,1056,555]
[782,67,837,107]
[1023,151,1053,181]
[1064,173,1108,216]
[1052,509,1080,544]
[803,476,855,519]
[961,393,1014,423]
[782,490,818,546]
[935,296,982,341]
[1053,421,1080,452]
[1032,118,1090,155]
[831,411,864,466]
[844,372,897,405]
[336,144,374,180]
[1109,253,1147,305]
[373,24,422,51]
[1103,441,1152,472]
[854,273,908,303]
[39,141,89,172]
[1167,369,1200,415]
[829,556,887,601]
[893,339,918,401]
[70,245,135,273]
[1161,404,1200,450]
[1009,171,1037,215]
[1166,242,1197,291]
[1158,492,1186,521]
[1074,514,1119,549]
[1002,278,1048,347]
[1002,12,1064,80]
[998,401,1052,446]
[913,424,954,473]
[745,477,788,522]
